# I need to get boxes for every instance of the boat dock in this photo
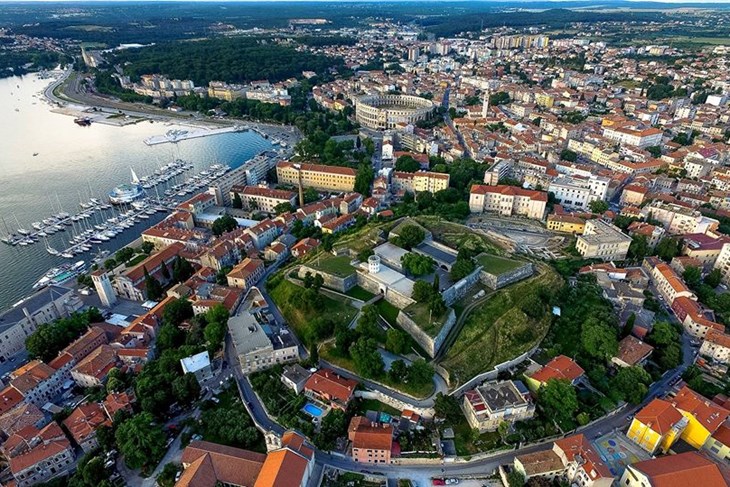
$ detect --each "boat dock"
[144,125,249,146]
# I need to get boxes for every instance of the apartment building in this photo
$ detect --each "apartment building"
[700,329,730,364]
[552,434,613,487]
[712,242,730,285]
[462,380,535,433]
[671,296,724,338]
[644,201,719,235]
[231,185,297,214]
[602,125,663,148]
[652,262,696,304]
[0,286,82,363]
[9,361,66,407]
[391,170,450,194]
[627,398,688,455]
[8,423,74,487]
[276,162,356,192]
[226,258,265,291]
[469,184,547,220]
[548,175,609,211]
[575,220,632,261]
[113,242,185,301]
[304,369,357,410]
[348,416,393,464]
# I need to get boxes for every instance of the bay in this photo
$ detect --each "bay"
[0,71,273,312]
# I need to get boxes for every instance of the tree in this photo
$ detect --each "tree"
[628,235,650,261]
[393,225,425,250]
[434,392,462,423]
[705,268,723,288]
[115,412,167,469]
[407,359,434,386]
[646,145,662,158]
[69,454,108,487]
[539,379,578,426]
[489,91,511,106]
[335,326,358,357]
[611,366,651,404]
[163,298,193,327]
[507,470,525,487]
[560,149,577,162]
[156,463,181,487]
[450,255,476,281]
[314,408,347,450]
[588,200,609,214]
[157,324,185,351]
[581,318,618,359]
[647,321,679,347]
[303,187,319,204]
[401,253,435,276]
[172,256,195,283]
[683,266,702,289]
[395,155,420,173]
[212,214,238,236]
[385,328,410,355]
[623,313,636,338]
[232,192,243,209]
[356,305,381,340]
[389,359,409,382]
[357,248,374,262]
[160,259,171,280]
[273,202,293,215]
[354,163,374,196]
[172,373,201,405]
[350,337,384,378]
[141,241,155,254]
[412,280,435,303]
[144,266,164,301]
[655,237,680,262]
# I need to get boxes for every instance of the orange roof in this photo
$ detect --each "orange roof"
[253,448,309,487]
[348,416,393,452]
[672,386,730,434]
[179,440,265,487]
[10,361,56,394]
[63,402,111,445]
[712,422,730,447]
[277,161,357,177]
[615,335,654,366]
[630,451,728,487]
[655,263,691,295]
[530,355,585,384]
[705,329,730,349]
[304,369,357,405]
[71,345,118,381]
[554,434,612,480]
[227,257,264,280]
[635,398,685,435]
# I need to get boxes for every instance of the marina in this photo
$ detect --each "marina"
[1,162,233,258]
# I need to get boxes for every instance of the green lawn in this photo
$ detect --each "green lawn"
[375,300,400,326]
[415,216,502,255]
[346,286,376,301]
[452,419,505,456]
[306,254,356,278]
[269,279,357,341]
[355,398,400,417]
[402,301,450,338]
[321,344,434,399]
[126,253,149,267]
[476,253,524,275]
[441,267,562,385]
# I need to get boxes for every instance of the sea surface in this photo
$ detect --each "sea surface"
[0,71,272,312]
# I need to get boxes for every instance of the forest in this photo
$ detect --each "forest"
[109,37,345,86]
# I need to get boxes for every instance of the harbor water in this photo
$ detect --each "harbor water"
[0,71,273,312]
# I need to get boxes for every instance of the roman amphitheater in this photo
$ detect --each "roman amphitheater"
[355,93,435,130]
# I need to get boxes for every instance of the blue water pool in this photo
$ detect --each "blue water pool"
[303,403,324,417]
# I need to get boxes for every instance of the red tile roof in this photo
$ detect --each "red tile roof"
[530,355,585,384]
[630,451,728,487]
[635,398,685,435]
[304,369,357,405]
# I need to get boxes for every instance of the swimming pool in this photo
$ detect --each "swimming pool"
[303,403,324,417]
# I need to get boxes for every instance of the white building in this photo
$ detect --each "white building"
[576,220,632,261]
[548,175,609,211]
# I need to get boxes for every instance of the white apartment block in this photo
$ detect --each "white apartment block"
[713,243,730,285]
[469,185,547,220]
[575,220,632,261]
[700,330,730,364]
[644,201,719,235]
[462,381,535,433]
[548,175,609,210]
[602,126,663,148]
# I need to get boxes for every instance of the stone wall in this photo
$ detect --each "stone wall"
[297,265,357,293]
[354,390,435,419]
[357,271,415,309]
[397,308,456,358]
[479,261,534,290]
[441,267,482,306]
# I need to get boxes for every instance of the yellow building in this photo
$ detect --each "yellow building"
[276,162,356,193]
[546,214,585,234]
[535,92,555,108]
[626,398,687,454]
[671,386,730,449]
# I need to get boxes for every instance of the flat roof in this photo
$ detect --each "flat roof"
[0,285,73,332]
[373,242,409,264]
[181,351,211,374]
[415,241,457,265]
